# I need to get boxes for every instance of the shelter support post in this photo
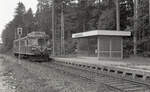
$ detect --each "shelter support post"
[97,37,100,60]
[121,38,123,59]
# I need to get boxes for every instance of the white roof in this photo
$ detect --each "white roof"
[27,31,46,36]
[72,30,131,38]
[14,31,47,42]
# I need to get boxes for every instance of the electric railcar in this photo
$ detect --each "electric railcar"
[13,31,51,61]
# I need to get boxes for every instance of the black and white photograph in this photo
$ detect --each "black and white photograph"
[0,0,150,92]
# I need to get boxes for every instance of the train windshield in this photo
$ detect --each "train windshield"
[29,38,38,46]
[38,38,45,46]
[38,38,48,46]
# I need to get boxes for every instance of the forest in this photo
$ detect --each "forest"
[1,0,150,57]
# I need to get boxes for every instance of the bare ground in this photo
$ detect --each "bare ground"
[1,55,112,92]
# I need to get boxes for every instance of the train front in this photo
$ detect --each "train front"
[28,32,51,61]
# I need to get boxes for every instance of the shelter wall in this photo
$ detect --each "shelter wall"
[77,37,97,57]
[98,36,123,59]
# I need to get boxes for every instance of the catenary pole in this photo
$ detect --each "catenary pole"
[149,0,150,23]
[52,0,55,56]
[116,0,120,31]
[134,0,138,55]
[61,3,65,56]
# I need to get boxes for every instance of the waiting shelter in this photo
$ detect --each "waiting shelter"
[72,30,131,60]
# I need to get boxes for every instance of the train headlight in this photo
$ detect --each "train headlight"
[47,48,51,51]
[31,47,37,51]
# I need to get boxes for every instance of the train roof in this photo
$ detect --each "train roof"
[27,31,46,37]
[14,31,48,42]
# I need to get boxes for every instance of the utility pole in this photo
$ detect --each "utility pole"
[61,3,65,56]
[52,0,55,56]
[116,0,120,31]
[149,0,150,23]
[134,0,138,55]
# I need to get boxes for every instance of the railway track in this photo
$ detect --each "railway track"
[37,60,150,92]
[3,55,150,92]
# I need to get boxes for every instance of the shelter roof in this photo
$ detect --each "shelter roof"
[72,30,131,38]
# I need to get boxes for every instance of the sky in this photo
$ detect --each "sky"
[0,0,38,43]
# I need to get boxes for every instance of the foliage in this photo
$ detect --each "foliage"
[35,1,52,38]
[1,2,35,52]
[24,8,35,34]
[1,0,150,57]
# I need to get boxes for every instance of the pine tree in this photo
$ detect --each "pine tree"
[24,8,35,34]
[14,2,26,37]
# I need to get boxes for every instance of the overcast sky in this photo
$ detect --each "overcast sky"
[0,0,38,43]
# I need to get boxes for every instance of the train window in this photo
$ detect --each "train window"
[45,39,50,46]
[14,41,18,48]
[38,39,45,46]
[20,40,25,46]
[28,38,38,46]
[25,40,27,46]
[47,40,50,45]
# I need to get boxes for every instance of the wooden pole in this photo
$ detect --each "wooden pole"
[52,0,55,56]
[133,0,138,55]
[116,0,120,31]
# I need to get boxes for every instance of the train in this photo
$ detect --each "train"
[13,31,51,61]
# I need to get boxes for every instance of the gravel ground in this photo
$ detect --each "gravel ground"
[1,55,112,92]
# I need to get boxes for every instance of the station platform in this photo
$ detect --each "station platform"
[53,56,150,81]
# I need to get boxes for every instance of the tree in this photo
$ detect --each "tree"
[120,0,134,30]
[24,8,35,34]
[1,2,26,52]
[36,0,52,36]
[1,21,16,53]
[97,0,116,30]
[14,2,26,37]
